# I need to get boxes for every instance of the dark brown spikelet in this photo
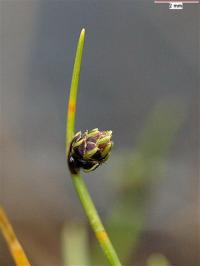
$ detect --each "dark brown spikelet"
[68,128,113,174]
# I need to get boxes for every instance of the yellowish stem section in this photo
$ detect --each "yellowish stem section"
[0,207,31,266]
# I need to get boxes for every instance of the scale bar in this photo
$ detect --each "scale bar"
[154,1,199,3]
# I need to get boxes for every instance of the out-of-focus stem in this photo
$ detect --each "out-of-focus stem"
[61,222,90,266]
[0,207,31,266]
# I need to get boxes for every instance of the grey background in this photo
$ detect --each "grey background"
[0,1,199,265]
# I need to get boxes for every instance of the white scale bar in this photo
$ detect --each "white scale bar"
[154,1,199,3]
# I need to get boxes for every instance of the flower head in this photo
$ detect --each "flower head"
[68,128,113,174]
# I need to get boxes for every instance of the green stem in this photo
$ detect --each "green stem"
[66,28,85,148]
[72,174,121,266]
[66,29,122,266]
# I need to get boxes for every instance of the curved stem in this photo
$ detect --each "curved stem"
[66,29,122,266]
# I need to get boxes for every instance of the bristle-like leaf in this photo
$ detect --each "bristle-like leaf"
[66,29,85,152]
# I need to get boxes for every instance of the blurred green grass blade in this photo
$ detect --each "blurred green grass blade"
[146,253,172,266]
[137,100,186,161]
[61,223,91,266]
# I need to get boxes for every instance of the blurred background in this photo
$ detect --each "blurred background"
[0,1,199,265]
